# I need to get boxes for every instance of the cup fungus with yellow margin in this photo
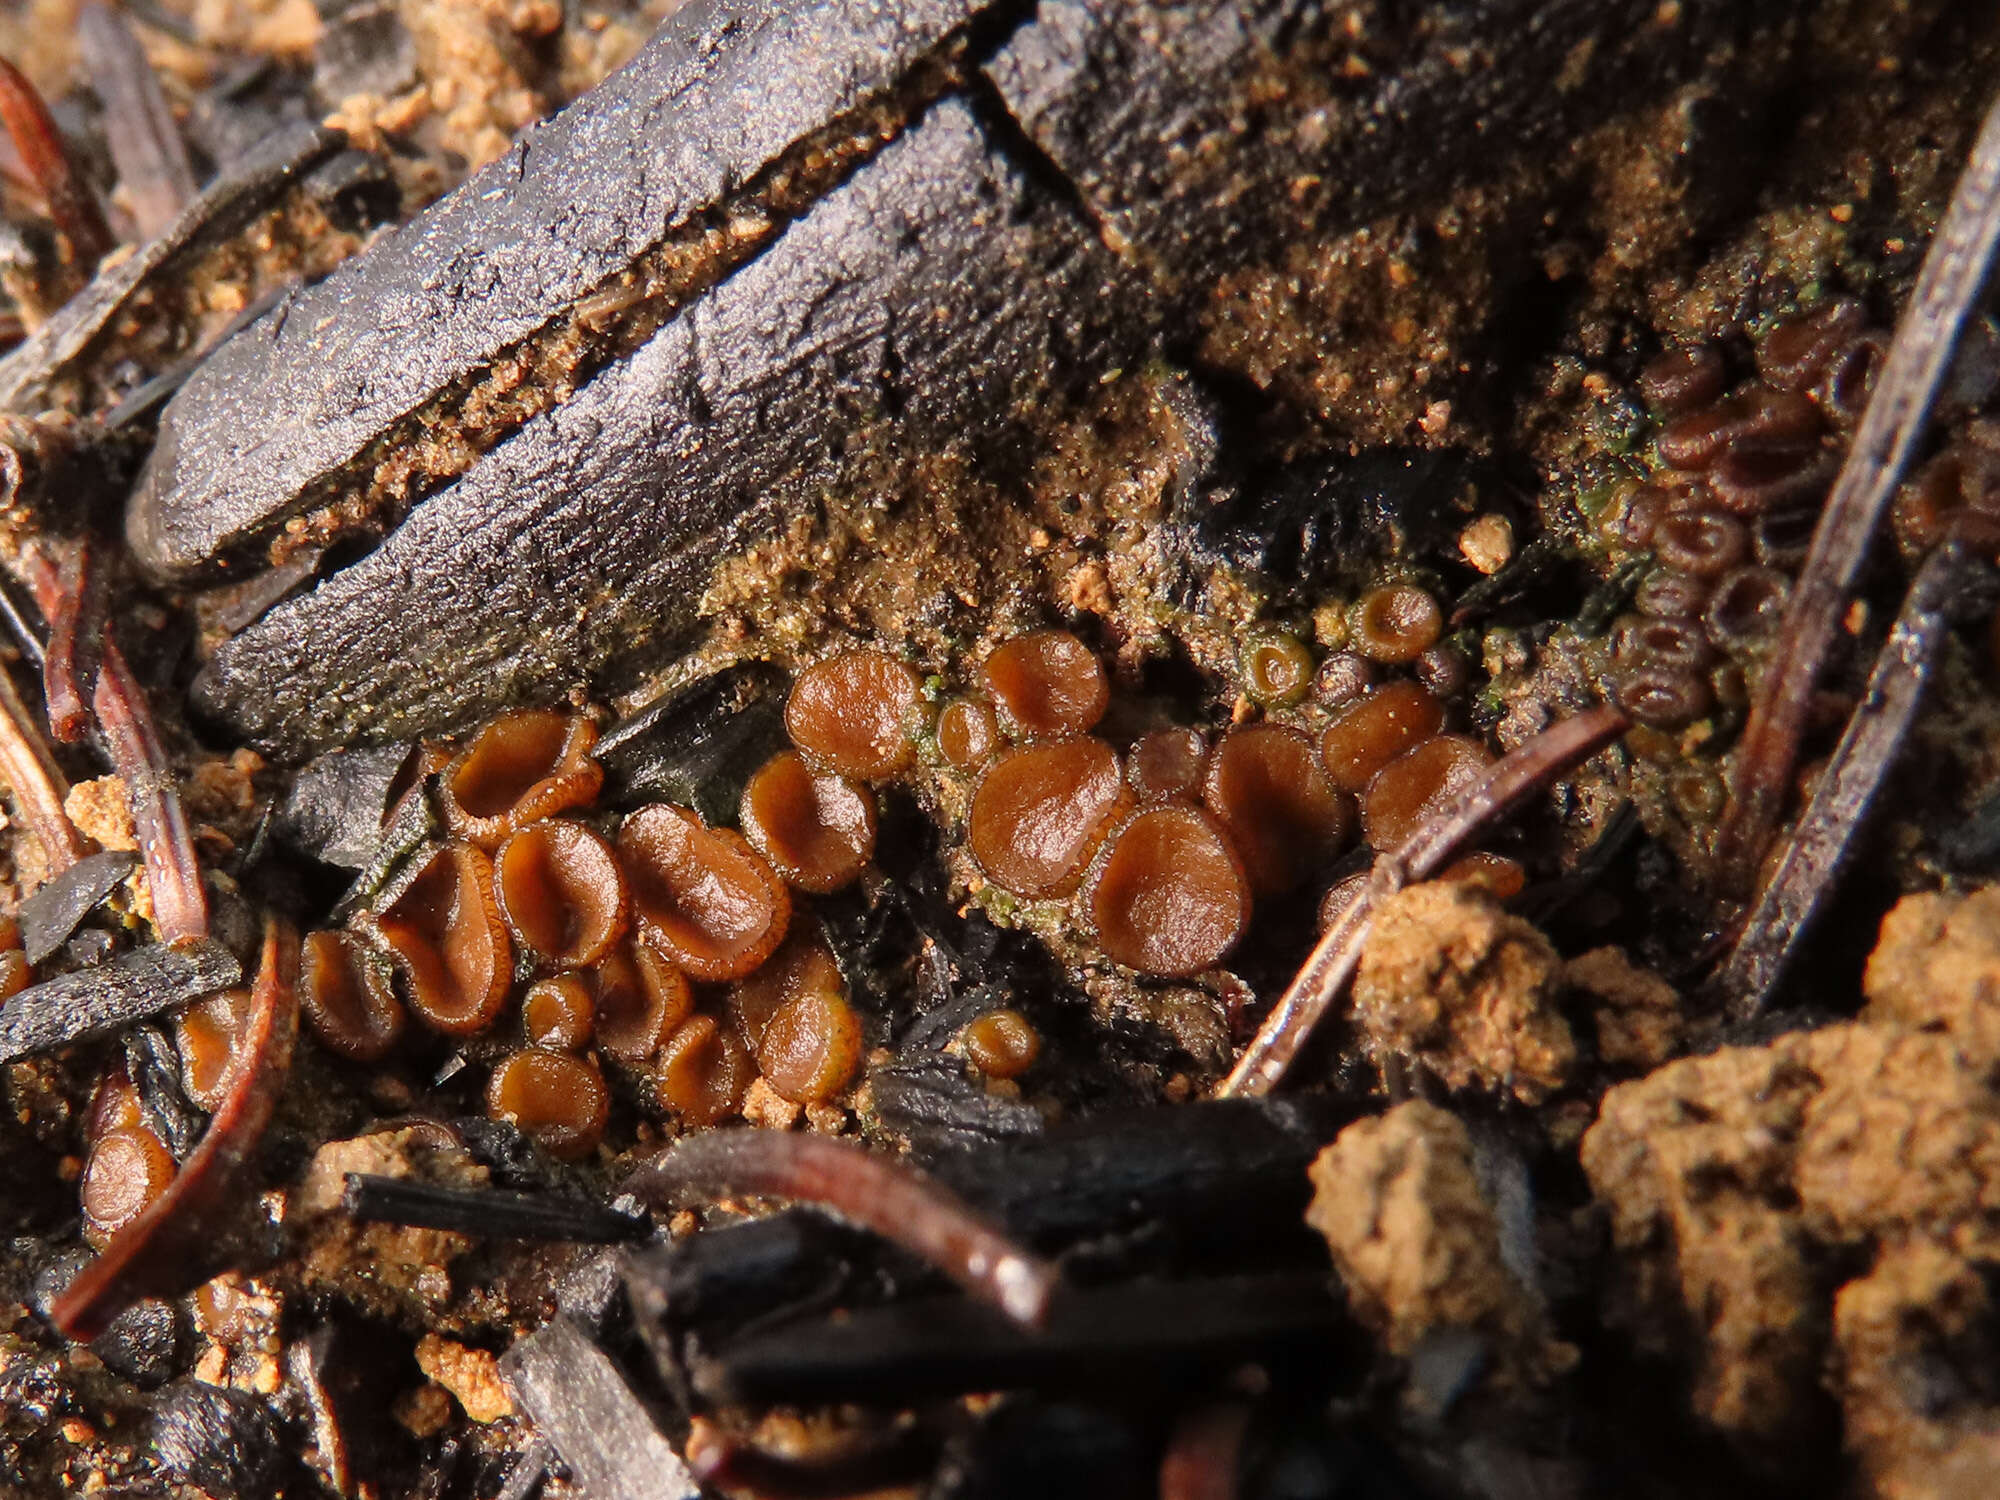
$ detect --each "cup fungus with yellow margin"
[618,804,790,981]
[494,819,631,967]
[739,750,877,894]
[959,1010,1041,1080]
[1086,802,1251,978]
[486,1048,609,1160]
[1203,725,1352,895]
[981,629,1109,740]
[655,1013,755,1126]
[176,987,255,1108]
[522,973,595,1052]
[968,737,1130,899]
[785,649,925,779]
[591,941,692,1065]
[299,929,405,1062]
[439,709,603,848]
[373,841,512,1035]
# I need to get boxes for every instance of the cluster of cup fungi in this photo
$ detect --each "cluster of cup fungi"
[73,597,1506,1224]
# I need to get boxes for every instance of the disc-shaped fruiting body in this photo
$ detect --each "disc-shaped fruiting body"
[1361,734,1493,850]
[968,737,1129,898]
[618,804,790,981]
[654,1014,754,1126]
[440,709,602,848]
[175,987,256,1109]
[374,841,512,1035]
[785,649,924,779]
[299,930,405,1062]
[981,629,1108,740]
[522,974,595,1052]
[1319,682,1445,794]
[739,750,876,894]
[959,1010,1041,1080]
[591,941,692,1065]
[936,697,999,768]
[1202,725,1352,895]
[487,1048,609,1160]
[1348,586,1443,664]
[494,819,631,967]
[1086,803,1250,978]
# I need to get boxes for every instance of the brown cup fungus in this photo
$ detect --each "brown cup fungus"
[785,649,924,779]
[756,987,863,1104]
[81,1126,176,1249]
[1086,804,1250,978]
[727,930,846,1048]
[176,987,255,1109]
[1361,734,1494,850]
[375,842,512,1036]
[486,1048,609,1161]
[1349,586,1444,664]
[739,750,877,894]
[495,820,630,967]
[1127,727,1208,802]
[981,629,1109,739]
[440,709,602,848]
[936,697,999,769]
[522,974,595,1051]
[1439,851,1527,900]
[1203,725,1352,895]
[591,942,692,1065]
[618,804,790,981]
[655,1014,755,1127]
[968,738,1129,899]
[1240,630,1313,708]
[960,1010,1041,1080]
[1319,683,1446,794]
[300,930,405,1062]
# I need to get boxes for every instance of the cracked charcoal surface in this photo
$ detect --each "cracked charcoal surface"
[195,101,1150,756]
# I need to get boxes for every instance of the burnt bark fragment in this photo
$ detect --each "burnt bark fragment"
[16,848,137,964]
[274,743,414,868]
[194,102,1151,756]
[0,938,240,1064]
[128,0,999,580]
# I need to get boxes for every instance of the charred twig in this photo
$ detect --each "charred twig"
[500,1316,701,1500]
[625,1131,1060,1328]
[0,937,237,1063]
[1220,705,1630,1097]
[0,659,90,874]
[76,3,199,241]
[1715,546,1975,1017]
[51,918,297,1341]
[0,54,113,266]
[17,848,137,963]
[0,121,344,412]
[92,634,208,944]
[341,1174,649,1244]
[1717,90,2000,890]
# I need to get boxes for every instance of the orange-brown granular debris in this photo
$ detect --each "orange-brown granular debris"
[414,1334,515,1424]
[1350,882,1575,1103]
[1306,1101,1573,1396]
[1862,887,2000,1070]
[1564,947,1684,1071]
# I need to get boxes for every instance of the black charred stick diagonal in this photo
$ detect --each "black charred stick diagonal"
[1717,89,2000,891]
[340,1173,649,1243]
[0,938,238,1064]
[50,918,295,1342]
[0,54,113,267]
[76,3,200,241]
[1716,546,1979,1019]
[1220,705,1629,1097]
[625,1129,1060,1329]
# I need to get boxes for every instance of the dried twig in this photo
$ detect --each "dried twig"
[28,538,103,744]
[93,633,208,944]
[1219,705,1629,1097]
[50,918,296,1341]
[0,660,89,875]
[1716,545,1975,1017]
[501,1317,700,1500]
[1717,90,2000,890]
[0,54,112,265]
[77,3,199,240]
[341,1174,648,1243]
[625,1130,1060,1328]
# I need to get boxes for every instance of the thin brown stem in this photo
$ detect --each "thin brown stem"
[1219,705,1629,1098]
[624,1130,1060,1328]
[77,4,198,242]
[1716,89,2000,891]
[26,538,101,744]
[1716,546,1972,1018]
[0,55,113,266]
[0,661,88,875]
[93,632,207,944]
[51,917,298,1341]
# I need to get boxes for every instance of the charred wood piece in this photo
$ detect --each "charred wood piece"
[340,1173,649,1243]
[77,1,200,240]
[499,1315,701,1500]
[0,937,238,1064]
[275,743,416,868]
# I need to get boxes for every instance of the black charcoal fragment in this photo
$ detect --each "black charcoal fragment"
[126,1026,204,1159]
[311,0,418,107]
[130,0,996,579]
[500,1316,700,1500]
[931,1398,1148,1500]
[17,848,137,964]
[275,743,415,867]
[694,1273,1354,1405]
[341,1173,649,1243]
[78,1,200,240]
[868,1057,1047,1154]
[152,1381,288,1499]
[193,101,1150,755]
[596,664,787,827]
[91,1297,180,1386]
[0,122,345,412]
[0,939,240,1064]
